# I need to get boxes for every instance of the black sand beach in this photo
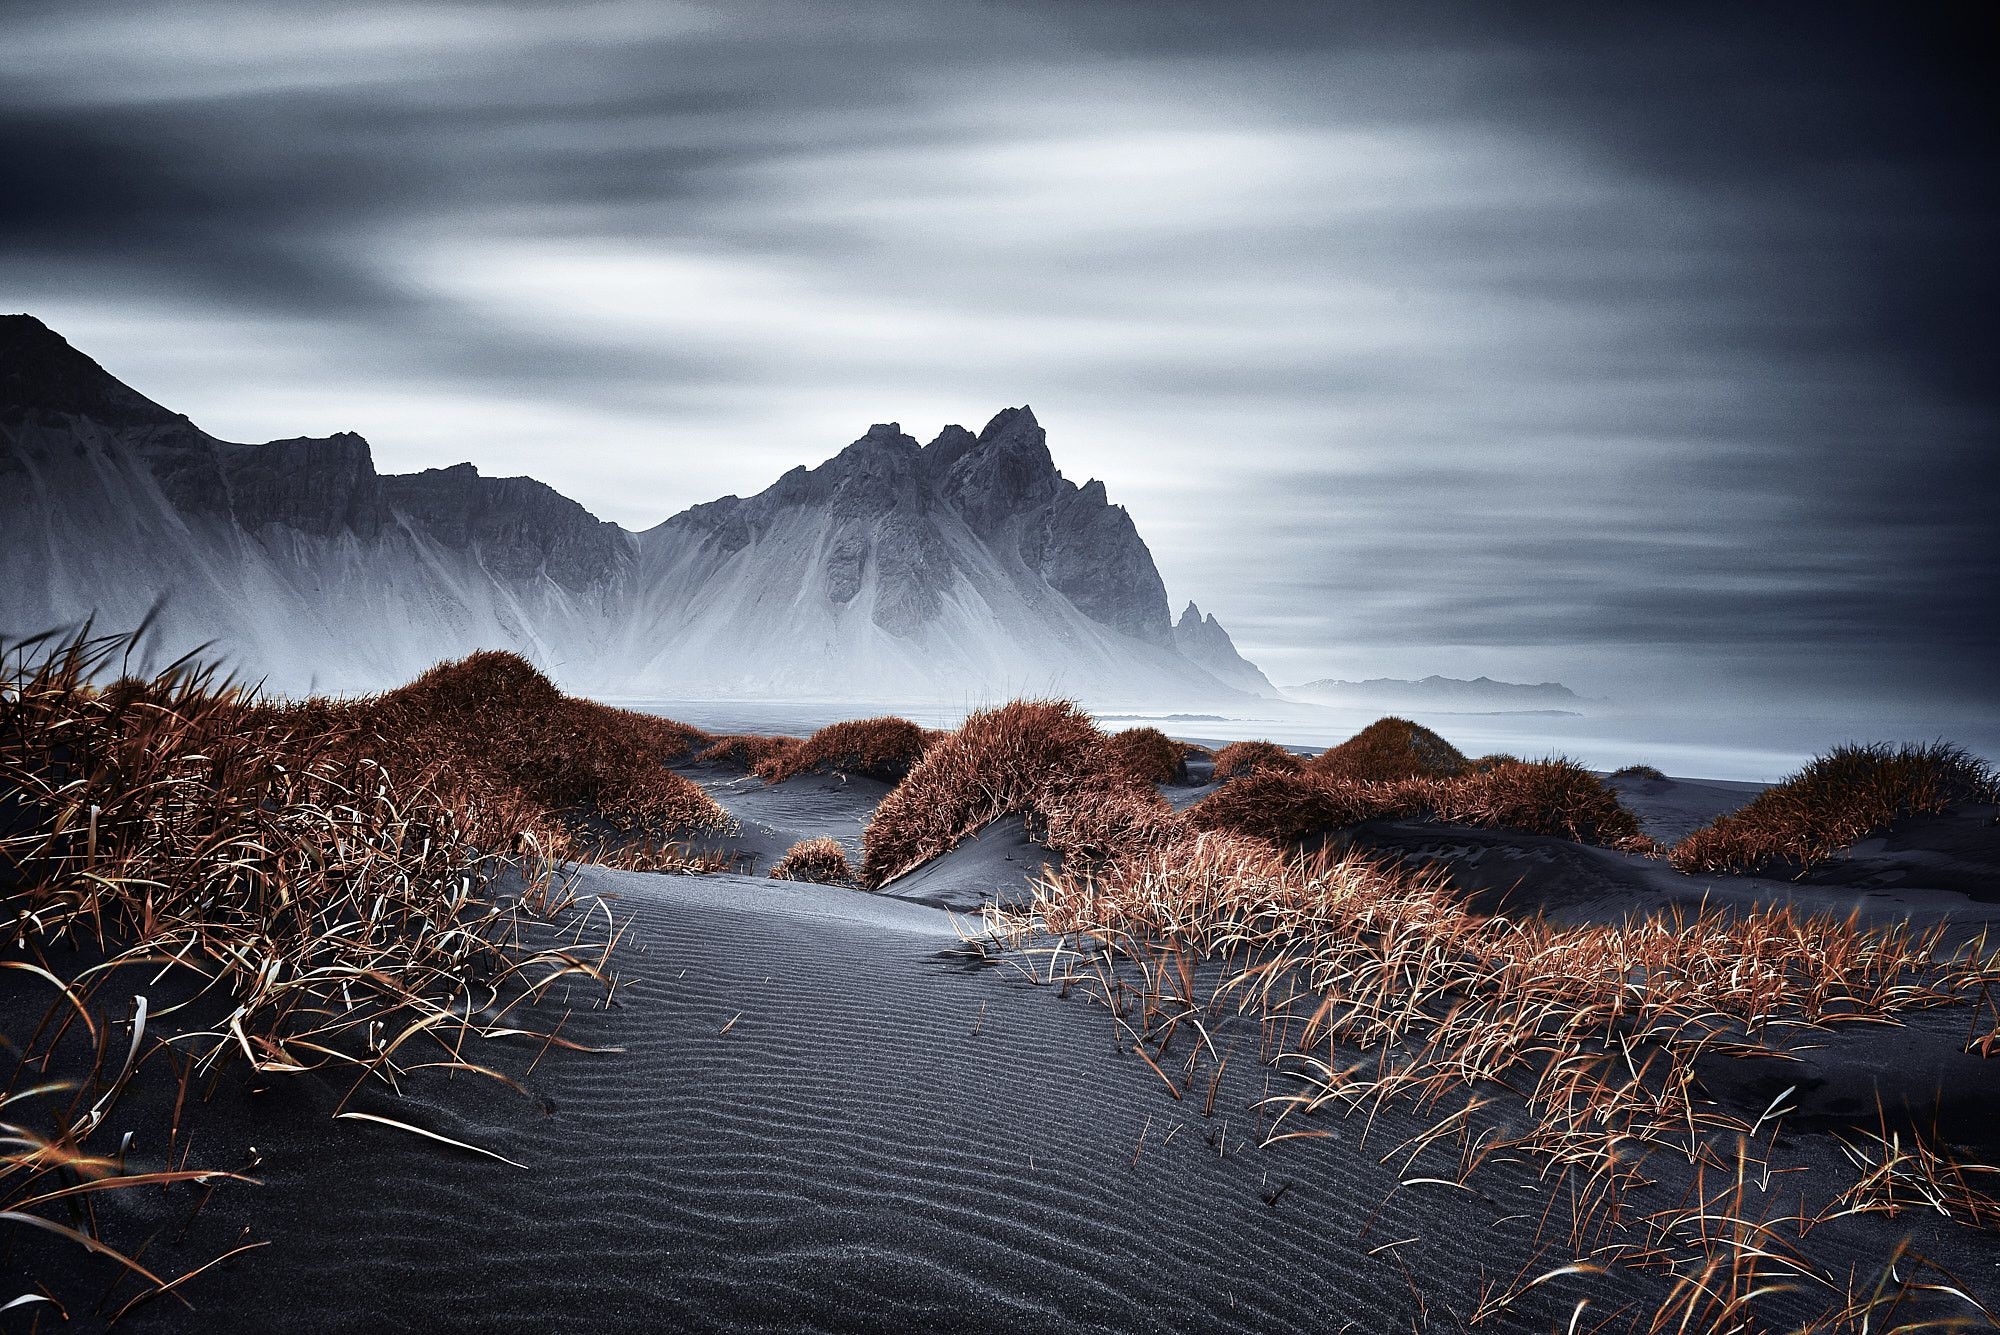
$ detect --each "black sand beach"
[11,760,1999,1334]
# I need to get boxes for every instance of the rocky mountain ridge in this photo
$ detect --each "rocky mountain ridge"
[0,314,1266,702]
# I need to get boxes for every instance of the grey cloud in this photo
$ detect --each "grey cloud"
[0,0,1992,715]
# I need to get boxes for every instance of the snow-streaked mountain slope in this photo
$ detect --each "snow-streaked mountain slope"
[0,314,1267,703]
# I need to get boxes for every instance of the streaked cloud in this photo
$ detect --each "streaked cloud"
[1,0,1991,710]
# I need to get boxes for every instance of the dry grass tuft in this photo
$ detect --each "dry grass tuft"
[859,699,1102,886]
[1210,740,1304,782]
[1610,763,1668,781]
[768,836,858,886]
[1307,715,1468,780]
[1441,756,1654,850]
[692,733,800,774]
[1,630,648,1311]
[1670,742,1996,876]
[754,716,931,784]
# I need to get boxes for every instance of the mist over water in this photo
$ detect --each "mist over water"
[624,697,2000,785]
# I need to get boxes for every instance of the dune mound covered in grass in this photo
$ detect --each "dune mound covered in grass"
[859,699,1104,886]
[857,699,1222,889]
[0,633,694,1318]
[1670,741,1998,876]
[1610,762,1668,781]
[1100,725,1190,787]
[1306,714,1467,780]
[342,650,733,855]
[753,715,933,785]
[1208,738,1303,782]
[691,732,800,773]
[768,835,857,885]
[1191,753,1652,850]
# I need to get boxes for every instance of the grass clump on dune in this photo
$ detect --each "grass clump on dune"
[1190,754,1652,851]
[692,732,800,773]
[1,632,648,1312]
[1306,715,1467,780]
[769,836,858,886]
[1441,756,1653,848]
[1670,742,1997,876]
[858,701,1193,885]
[754,716,932,784]
[1209,739,1303,782]
[1610,763,1668,781]
[1100,726,1189,787]
[860,699,1104,886]
[348,650,733,857]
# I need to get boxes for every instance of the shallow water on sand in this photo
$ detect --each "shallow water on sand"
[614,697,1998,784]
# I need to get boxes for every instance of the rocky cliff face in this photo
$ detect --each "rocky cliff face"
[0,314,1270,702]
[1173,602,1277,697]
[612,408,1197,697]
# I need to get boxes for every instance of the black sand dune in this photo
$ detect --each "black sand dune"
[19,858,1997,1334]
[675,771,895,871]
[873,815,1057,911]
[6,870,1621,1333]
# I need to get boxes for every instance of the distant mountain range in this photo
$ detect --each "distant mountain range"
[0,314,1274,702]
[1285,675,1583,711]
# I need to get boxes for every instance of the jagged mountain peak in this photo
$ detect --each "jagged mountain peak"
[978,403,1041,443]
[1173,599,1276,697]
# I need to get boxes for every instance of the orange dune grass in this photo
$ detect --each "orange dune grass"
[0,632,716,1312]
[322,650,733,861]
[979,831,2000,1331]
[1209,739,1304,781]
[1101,726,1190,787]
[768,836,858,886]
[1307,715,1468,780]
[692,732,801,774]
[1670,742,1997,876]
[754,715,932,784]
[858,700,1200,887]
[1610,763,1668,781]
[899,701,2000,1328]
[1190,756,1654,850]
[859,699,1107,886]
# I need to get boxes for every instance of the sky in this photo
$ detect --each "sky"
[2,0,1994,713]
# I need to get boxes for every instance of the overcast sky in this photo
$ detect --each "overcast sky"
[3,0,1994,710]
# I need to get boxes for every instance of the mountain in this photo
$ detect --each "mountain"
[0,315,1266,703]
[1286,675,1583,711]
[1172,602,1276,697]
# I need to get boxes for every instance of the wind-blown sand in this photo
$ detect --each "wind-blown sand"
[55,868,1564,1333]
